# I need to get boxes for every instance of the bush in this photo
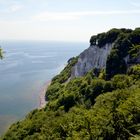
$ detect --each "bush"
[127,65,140,80]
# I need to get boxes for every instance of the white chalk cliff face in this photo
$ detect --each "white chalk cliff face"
[71,43,113,77]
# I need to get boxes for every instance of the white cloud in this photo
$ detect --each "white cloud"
[32,12,79,21]
[129,1,140,8]
[9,4,23,12]
[32,10,140,21]
[0,4,24,15]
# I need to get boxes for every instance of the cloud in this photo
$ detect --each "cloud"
[32,10,140,21]
[0,4,24,15]
[32,12,79,21]
[9,4,23,12]
[130,1,140,8]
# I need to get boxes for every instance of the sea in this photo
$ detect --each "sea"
[0,40,87,135]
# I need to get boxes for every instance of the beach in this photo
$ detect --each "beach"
[39,81,51,109]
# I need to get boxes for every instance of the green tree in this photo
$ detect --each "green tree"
[0,47,3,59]
[106,49,127,79]
[127,64,140,80]
[129,45,140,62]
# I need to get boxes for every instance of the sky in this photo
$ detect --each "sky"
[0,0,140,42]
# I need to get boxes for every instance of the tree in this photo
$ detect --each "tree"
[0,47,3,59]
[127,64,140,80]
[106,49,127,79]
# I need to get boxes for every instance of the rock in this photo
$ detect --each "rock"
[71,43,113,77]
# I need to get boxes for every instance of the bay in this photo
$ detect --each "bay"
[0,40,87,135]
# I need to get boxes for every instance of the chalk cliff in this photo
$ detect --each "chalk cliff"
[71,43,113,77]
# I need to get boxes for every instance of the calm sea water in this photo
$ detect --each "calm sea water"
[0,41,87,135]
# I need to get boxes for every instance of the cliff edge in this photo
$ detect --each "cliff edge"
[71,28,140,79]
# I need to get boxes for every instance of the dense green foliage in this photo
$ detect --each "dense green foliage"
[127,64,140,80]
[90,28,140,79]
[51,57,78,84]
[107,29,140,79]
[90,28,132,47]
[2,28,140,140]
[129,45,140,62]
[46,57,78,101]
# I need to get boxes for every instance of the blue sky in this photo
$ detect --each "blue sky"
[0,0,140,41]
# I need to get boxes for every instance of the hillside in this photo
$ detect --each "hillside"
[2,28,140,140]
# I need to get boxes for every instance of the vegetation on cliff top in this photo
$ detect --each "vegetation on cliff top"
[90,28,140,79]
[2,28,140,140]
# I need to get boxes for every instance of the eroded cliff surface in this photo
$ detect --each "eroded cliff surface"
[71,43,113,77]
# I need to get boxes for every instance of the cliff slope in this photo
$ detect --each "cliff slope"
[71,43,113,77]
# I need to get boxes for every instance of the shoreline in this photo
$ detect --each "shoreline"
[38,81,51,109]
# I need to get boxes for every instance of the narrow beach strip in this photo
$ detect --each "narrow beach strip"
[38,81,51,109]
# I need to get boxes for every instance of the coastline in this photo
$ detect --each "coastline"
[38,81,51,109]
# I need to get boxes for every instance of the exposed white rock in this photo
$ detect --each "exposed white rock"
[71,43,113,77]
[124,55,130,63]
[124,54,140,65]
